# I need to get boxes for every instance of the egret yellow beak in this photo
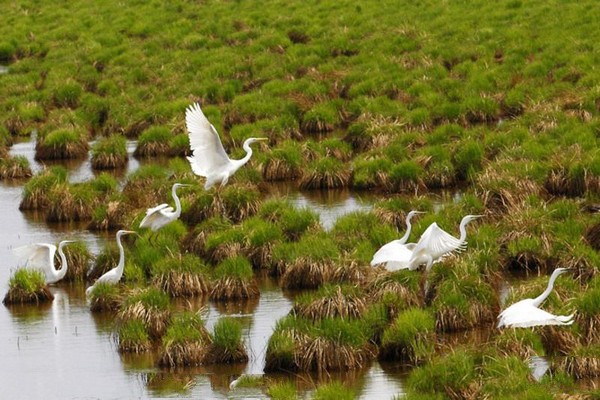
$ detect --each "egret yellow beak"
[255,138,268,142]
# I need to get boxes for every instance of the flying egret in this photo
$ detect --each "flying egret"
[497,268,574,328]
[139,183,190,232]
[86,230,137,296]
[407,214,483,272]
[370,210,425,271]
[185,102,268,190]
[13,240,75,284]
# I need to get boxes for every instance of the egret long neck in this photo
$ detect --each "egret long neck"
[457,218,471,244]
[172,185,183,217]
[116,234,126,276]
[56,243,69,280]
[532,269,562,307]
[398,214,413,244]
[237,140,254,167]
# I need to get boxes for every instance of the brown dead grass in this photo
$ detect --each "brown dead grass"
[158,342,207,367]
[292,286,368,321]
[210,277,259,300]
[91,152,128,170]
[555,357,600,379]
[295,336,377,372]
[2,286,54,305]
[203,343,249,364]
[262,158,301,181]
[280,259,335,290]
[153,271,211,298]
[119,302,172,340]
[435,304,496,333]
[299,168,351,190]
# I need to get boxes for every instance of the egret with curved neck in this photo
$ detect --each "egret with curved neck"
[497,268,574,328]
[370,210,425,270]
[139,183,190,232]
[13,240,75,284]
[86,230,137,296]
[185,102,268,190]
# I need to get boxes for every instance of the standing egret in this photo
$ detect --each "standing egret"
[86,230,137,296]
[497,268,574,328]
[407,214,483,272]
[13,240,75,284]
[139,183,190,232]
[185,102,268,190]
[370,210,425,271]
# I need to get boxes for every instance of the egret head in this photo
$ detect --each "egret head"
[173,183,191,189]
[407,210,425,219]
[462,214,484,224]
[59,240,76,246]
[117,230,139,238]
[553,267,571,276]
[245,137,268,146]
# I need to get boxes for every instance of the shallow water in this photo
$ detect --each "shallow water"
[1,140,410,399]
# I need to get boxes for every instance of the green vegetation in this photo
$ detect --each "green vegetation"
[88,282,122,312]
[158,312,211,367]
[119,288,172,339]
[35,129,89,160]
[3,269,53,305]
[0,155,31,180]
[205,317,248,363]
[210,256,259,300]
[151,254,210,297]
[91,135,128,169]
[118,320,151,353]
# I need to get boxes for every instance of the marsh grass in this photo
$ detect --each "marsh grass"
[88,282,123,312]
[266,380,297,400]
[91,134,128,169]
[210,256,259,300]
[35,129,89,160]
[365,270,422,317]
[88,199,130,231]
[3,269,53,305]
[62,241,93,282]
[181,217,231,256]
[0,155,32,179]
[118,320,152,353]
[221,183,261,222]
[158,312,212,367]
[554,345,600,379]
[204,317,248,364]
[151,254,211,297]
[122,165,170,208]
[20,166,67,210]
[494,328,545,358]
[312,381,355,400]
[258,199,320,241]
[119,288,172,339]
[134,126,172,157]
[380,308,435,364]
[299,158,351,189]
[292,284,367,321]
[262,141,303,181]
[46,183,95,222]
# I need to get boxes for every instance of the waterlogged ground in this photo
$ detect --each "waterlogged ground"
[0,141,410,399]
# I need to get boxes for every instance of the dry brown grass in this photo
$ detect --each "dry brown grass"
[295,336,377,372]
[210,277,259,300]
[207,242,243,265]
[555,357,600,379]
[2,286,54,305]
[119,302,172,339]
[158,342,207,367]
[203,343,249,364]
[63,246,93,282]
[153,270,211,298]
[46,186,94,222]
[544,168,586,197]
[88,201,130,231]
[0,158,32,179]
[292,286,368,321]
[575,314,600,344]
[435,304,496,333]
[364,271,421,317]
[35,136,89,160]
[475,167,540,216]
[299,168,351,189]
[585,222,600,251]
[91,152,127,169]
[262,158,301,181]
[539,326,579,356]
[133,142,170,157]
[90,293,122,312]
[280,259,335,290]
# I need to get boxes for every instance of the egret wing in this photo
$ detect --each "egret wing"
[411,223,465,260]
[13,243,56,271]
[144,203,170,216]
[185,103,231,177]
[371,240,413,271]
[498,304,574,328]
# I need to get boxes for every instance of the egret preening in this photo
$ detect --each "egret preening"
[86,230,137,296]
[139,183,189,232]
[185,102,268,190]
[370,210,425,271]
[13,240,75,284]
[407,214,483,272]
[497,268,574,328]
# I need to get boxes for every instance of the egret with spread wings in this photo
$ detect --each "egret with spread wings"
[370,210,425,271]
[86,230,137,296]
[497,268,574,328]
[139,182,189,232]
[13,240,75,284]
[185,102,267,190]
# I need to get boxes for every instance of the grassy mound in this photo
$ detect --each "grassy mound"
[3,269,53,305]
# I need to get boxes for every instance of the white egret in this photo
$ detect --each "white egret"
[497,268,574,328]
[13,240,75,284]
[185,102,268,190]
[86,230,137,296]
[139,183,190,231]
[370,210,425,271]
[407,214,483,272]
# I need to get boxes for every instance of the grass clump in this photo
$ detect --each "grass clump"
[266,380,298,400]
[151,254,211,297]
[312,381,355,400]
[88,282,123,312]
[19,166,67,210]
[35,129,89,160]
[299,157,351,189]
[210,256,259,300]
[0,155,32,180]
[119,288,172,339]
[134,126,172,157]
[292,284,367,321]
[380,307,435,364]
[204,317,248,364]
[117,320,151,353]
[259,199,319,241]
[62,241,93,282]
[158,312,212,367]
[91,135,128,169]
[262,141,303,181]
[3,269,54,305]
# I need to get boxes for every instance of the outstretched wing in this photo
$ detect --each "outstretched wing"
[371,240,413,271]
[139,204,175,230]
[411,222,465,261]
[13,243,56,272]
[498,302,574,328]
[185,103,231,177]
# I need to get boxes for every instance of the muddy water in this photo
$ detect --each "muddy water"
[1,140,411,399]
